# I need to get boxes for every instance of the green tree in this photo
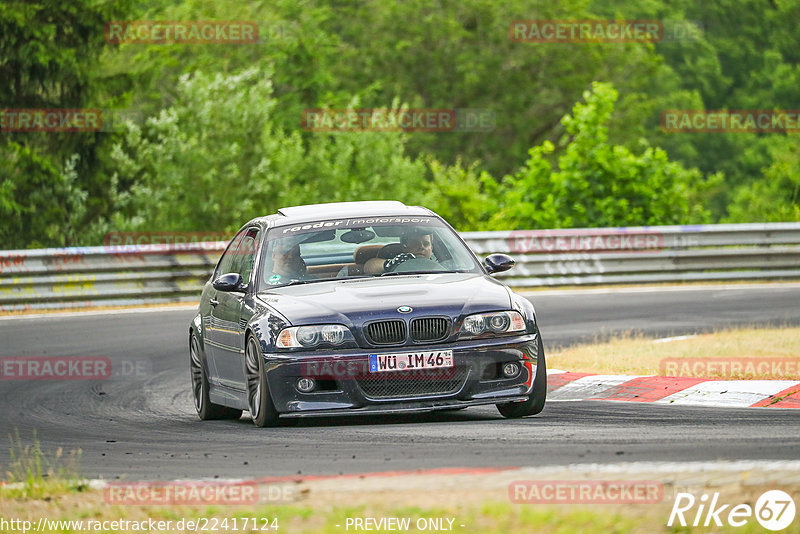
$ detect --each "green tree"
[325,0,686,179]
[725,135,800,222]
[424,158,495,231]
[592,0,800,218]
[110,68,431,232]
[0,0,131,248]
[486,82,720,229]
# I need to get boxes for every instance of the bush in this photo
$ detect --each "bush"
[484,82,721,229]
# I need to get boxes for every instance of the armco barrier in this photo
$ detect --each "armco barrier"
[1,223,799,311]
[466,223,800,287]
[0,243,225,312]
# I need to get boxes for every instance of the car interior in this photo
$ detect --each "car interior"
[305,242,405,278]
[262,224,462,284]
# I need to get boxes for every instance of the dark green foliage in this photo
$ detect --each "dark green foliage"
[2,0,798,248]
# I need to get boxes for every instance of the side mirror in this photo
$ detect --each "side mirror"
[212,272,244,292]
[485,253,515,274]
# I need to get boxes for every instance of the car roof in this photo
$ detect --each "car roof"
[248,201,437,228]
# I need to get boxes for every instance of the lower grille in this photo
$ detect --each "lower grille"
[356,367,468,399]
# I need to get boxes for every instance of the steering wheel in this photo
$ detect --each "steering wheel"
[385,255,445,273]
[383,253,415,272]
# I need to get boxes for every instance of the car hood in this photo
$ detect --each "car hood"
[256,272,511,326]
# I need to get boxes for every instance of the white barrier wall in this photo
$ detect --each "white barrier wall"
[1,223,799,311]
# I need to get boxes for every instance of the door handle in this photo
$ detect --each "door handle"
[210,298,219,307]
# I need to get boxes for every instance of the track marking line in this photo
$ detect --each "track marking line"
[521,281,800,297]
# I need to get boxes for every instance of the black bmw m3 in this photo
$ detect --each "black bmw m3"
[189,201,546,426]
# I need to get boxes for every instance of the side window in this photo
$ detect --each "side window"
[214,230,246,278]
[232,228,260,285]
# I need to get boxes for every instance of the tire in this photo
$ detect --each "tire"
[497,337,547,419]
[190,332,242,420]
[245,335,280,427]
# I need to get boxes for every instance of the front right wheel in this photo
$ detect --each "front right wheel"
[245,335,280,427]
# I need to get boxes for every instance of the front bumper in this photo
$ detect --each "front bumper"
[263,334,540,415]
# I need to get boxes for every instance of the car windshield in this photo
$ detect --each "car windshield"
[260,216,481,288]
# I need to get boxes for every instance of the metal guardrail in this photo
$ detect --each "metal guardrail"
[465,223,800,287]
[1,223,799,312]
[0,244,225,312]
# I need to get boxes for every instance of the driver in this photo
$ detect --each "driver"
[402,231,433,259]
[266,241,307,284]
[364,229,435,274]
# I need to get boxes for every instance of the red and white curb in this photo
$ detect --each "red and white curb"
[547,370,800,408]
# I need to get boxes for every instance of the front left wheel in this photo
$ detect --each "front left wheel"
[190,332,242,420]
[245,335,280,427]
[497,337,547,419]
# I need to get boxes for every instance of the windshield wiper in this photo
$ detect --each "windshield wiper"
[279,275,374,287]
[273,271,462,286]
[280,277,339,286]
[380,270,446,277]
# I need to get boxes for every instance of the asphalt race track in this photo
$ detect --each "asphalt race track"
[1,284,798,481]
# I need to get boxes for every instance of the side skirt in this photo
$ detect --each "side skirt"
[209,382,249,411]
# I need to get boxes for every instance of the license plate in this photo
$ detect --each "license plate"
[369,350,454,373]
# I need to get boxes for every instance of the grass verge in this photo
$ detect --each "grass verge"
[2,434,799,532]
[2,430,84,500]
[547,326,800,377]
[2,470,799,533]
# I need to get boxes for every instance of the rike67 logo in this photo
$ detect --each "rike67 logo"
[668,490,796,531]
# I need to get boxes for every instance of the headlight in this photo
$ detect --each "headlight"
[459,311,526,338]
[276,324,355,349]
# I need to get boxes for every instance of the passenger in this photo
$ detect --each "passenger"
[266,242,307,284]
